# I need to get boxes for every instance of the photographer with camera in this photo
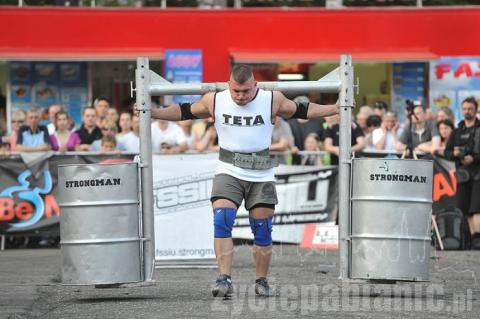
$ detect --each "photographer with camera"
[396,101,440,156]
[445,97,480,248]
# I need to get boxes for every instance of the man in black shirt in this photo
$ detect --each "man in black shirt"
[71,107,102,151]
[324,114,365,165]
[445,97,480,247]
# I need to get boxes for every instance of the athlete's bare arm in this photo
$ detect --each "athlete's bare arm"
[272,91,339,120]
[147,92,214,121]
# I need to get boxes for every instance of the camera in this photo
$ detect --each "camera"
[405,99,415,114]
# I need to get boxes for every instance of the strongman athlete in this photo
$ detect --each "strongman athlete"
[146,65,339,297]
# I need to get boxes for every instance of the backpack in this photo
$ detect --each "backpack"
[434,208,469,250]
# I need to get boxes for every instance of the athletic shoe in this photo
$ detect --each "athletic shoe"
[255,277,274,297]
[212,274,233,297]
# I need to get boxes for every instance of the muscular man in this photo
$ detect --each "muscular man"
[144,65,339,297]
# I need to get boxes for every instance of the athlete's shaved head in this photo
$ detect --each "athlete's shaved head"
[231,65,253,84]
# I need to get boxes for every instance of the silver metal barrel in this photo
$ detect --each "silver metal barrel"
[57,162,142,285]
[350,158,433,281]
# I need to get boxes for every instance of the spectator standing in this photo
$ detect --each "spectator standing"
[46,104,62,135]
[373,101,388,118]
[106,107,119,124]
[324,114,365,165]
[396,104,440,155]
[4,110,26,151]
[444,97,480,247]
[301,133,323,166]
[90,119,125,152]
[100,135,117,152]
[372,111,402,152]
[50,111,74,152]
[436,107,455,124]
[270,116,294,164]
[119,114,140,153]
[195,122,219,152]
[16,107,50,152]
[67,107,102,151]
[151,120,188,154]
[364,115,382,151]
[287,96,325,165]
[117,112,132,139]
[434,119,454,157]
[178,119,201,149]
[355,105,374,135]
[93,97,110,127]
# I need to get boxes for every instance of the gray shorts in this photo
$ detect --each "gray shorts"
[210,174,278,210]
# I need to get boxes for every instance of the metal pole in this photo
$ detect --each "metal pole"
[149,80,341,96]
[136,58,155,281]
[338,54,354,279]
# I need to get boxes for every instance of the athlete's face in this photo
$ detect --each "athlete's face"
[229,76,257,106]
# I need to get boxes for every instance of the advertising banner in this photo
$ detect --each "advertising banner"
[152,153,217,263]
[9,62,88,126]
[0,154,134,237]
[429,57,480,123]
[164,49,203,104]
[233,166,339,244]
[392,62,427,124]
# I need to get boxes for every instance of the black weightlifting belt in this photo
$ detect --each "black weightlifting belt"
[219,148,279,170]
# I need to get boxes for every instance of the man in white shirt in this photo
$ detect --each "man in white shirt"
[372,111,403,152]
[151,119,188,154]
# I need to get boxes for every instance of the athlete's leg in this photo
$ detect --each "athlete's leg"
[212,198,237,276]
[249,206,274,278]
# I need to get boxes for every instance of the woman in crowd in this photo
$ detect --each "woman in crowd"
[117,112,132,139]
[436,107,455,124]
[301,133,323,166]
[50,111,74,152]
[434,119,455,157]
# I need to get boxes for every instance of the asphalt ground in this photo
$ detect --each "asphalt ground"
[0,245,479,319]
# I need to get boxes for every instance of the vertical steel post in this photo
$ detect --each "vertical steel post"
[338,55,354,279]
[136,58,155,281]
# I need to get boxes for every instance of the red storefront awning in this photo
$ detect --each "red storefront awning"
[230,50,439,63]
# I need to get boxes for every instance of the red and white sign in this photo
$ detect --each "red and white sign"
[300,223,338,249]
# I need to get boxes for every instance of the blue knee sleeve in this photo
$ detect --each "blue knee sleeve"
[213,208,237,238]
[249,217,273,246]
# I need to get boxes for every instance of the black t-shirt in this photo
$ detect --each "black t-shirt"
[75,125,102,145]
[324,122,364,165]
[287,118,325,165]
[445,119,480,171]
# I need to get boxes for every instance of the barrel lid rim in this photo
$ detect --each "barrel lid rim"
[57,161,137,168]
[352,158,433,163]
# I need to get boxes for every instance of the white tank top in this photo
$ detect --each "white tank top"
[214,88,275,182]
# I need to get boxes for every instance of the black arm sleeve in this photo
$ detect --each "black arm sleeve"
[290,102,309,119]
[180,103,199,120]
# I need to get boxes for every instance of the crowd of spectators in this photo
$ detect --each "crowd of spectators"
[1,95,479,165]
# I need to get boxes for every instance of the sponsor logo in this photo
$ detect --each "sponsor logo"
[0,169,60,228]
[222,114,265,126]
